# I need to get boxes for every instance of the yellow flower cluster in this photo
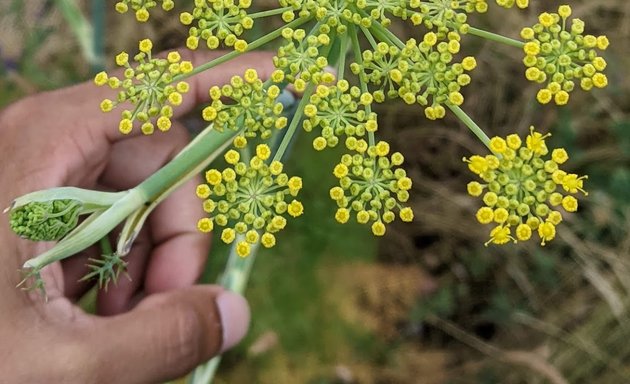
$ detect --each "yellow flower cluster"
[94,39,193,135]
[181,0,252,51]
[521,5,609,105]
[303,80,378,150]
[465,127,587,246]
[273,27,331,84]
[331,141,414,236]
[196,144,304,257]
[115,0,174,22]
[352,33,477,119]
[201,69,288,146]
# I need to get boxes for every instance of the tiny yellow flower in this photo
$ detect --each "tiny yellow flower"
[138,38,153,53]
[538,222,556,245]
[196,184,211,199]
[256,144,271,161]
[205,169,222,186]
[288,177,303,192]
[224,150,240,165]
[135,8,149,22]
[335,208,350,224]
[489,137,508,154]
[476,207,494,224]
[116,52,129,66]
[197,218,214,233]
[399,207,414,222]
[245,230,259,244]
[552,148,569,164]
[333,164,349,178]
[94,71,108,86]
[515,224,532,241]
[287,200,304,217]
[371,221,386,236]
[485,225,515,246]
[261,233,276,248]
[236,241,251,257]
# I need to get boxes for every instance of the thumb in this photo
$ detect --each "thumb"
[88,286,249,383]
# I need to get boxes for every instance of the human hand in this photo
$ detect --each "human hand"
[0,51,275,383]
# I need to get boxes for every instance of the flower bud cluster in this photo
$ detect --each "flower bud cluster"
[180,0,253,51]
[201,69,287,146]
[9,200,82,241]
[273,27,331,84]
[330,141,414,236]
[95,39,193,135]
[195,145,304,257]
[352,34,477,120]
[521,5,609,105]
[115,0,174,22]
[465,127,587,246]
[303,80,378,150]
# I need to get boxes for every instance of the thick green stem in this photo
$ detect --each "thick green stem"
[22,127,239,271]
[135,128,239,201]
[468,26,525,49]
[448,104,491,149]
[174,17,310,82]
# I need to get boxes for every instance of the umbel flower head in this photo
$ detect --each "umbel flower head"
[9,200,83,241]
[330,141,414,237]
[273,27,332,85]
[352,33,477,120]
[95,39,194,135]
[303,80,378,150]
[201,69,288,146]
[180,0,253,51]
[195,144,304,257]
[465,127,587,246]
[521,5,609,105]
[115,0,175,22]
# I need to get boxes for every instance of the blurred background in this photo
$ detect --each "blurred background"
[1,1,629,383]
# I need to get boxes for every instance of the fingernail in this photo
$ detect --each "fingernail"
[216,291,250,353]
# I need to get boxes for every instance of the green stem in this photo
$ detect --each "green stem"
[117,126,240,255]
[54,0,100,66]
[447,104,491,149]
[99,235,112,256]
[349,25,376,147]
[22,127,239,271]
[367,18,405,50]
[90,0,105,72]
[468,26,525,49]
[189,236,259,384]
[246,7,291,19]
[272,83,316,162]
[360,25,379,50]
[174,17,309,82]
[337,33,348,81]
